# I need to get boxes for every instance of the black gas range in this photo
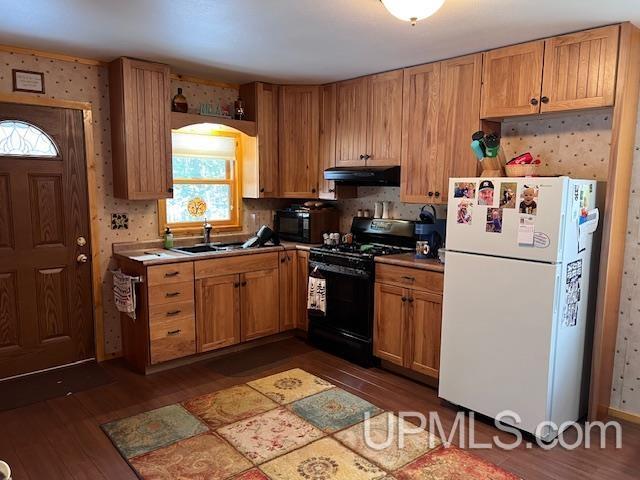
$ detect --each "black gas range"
[307,218,417,366]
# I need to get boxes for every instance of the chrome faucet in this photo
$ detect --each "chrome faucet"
[203,219,213,244]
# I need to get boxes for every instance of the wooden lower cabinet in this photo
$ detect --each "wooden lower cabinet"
[279,251,297,331]
[407,290,443,378]
[241,268,280,341]
[296,250,310,330]
[373,264,443,379]
[195,274,240,352]
[373,283,407,365]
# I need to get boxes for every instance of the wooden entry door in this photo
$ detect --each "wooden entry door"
[0,103,94,378]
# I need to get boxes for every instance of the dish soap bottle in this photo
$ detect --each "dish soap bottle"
[163,226,174,249]
[171,88,188,113]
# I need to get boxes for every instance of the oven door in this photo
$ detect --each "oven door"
[307,261,373,340]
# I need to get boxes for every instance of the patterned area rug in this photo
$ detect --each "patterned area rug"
[102,368,520,479]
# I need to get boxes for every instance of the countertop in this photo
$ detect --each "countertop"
[375,253,445,273]
[114,241,317,266]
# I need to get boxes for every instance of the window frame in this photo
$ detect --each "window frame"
[158,129,243,236]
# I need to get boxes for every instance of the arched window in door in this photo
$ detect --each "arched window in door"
[0,120,59,157]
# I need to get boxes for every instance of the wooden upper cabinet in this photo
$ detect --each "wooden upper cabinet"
[541,25,619,112]
[480,41,544,119]
[279,85,320,198]
[437,54,482,199]
[109,57,173,200]
[240,82,279,197]
[335,77,368,167]
[400,62,440,203]
[319,84,338,198]
[367,70,403,166]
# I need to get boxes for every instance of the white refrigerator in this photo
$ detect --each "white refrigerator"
[439,176,599,441]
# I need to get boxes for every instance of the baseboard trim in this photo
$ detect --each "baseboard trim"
[608,407,640,425]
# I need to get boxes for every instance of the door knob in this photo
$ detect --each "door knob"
[77,254,88,264]
[76,236,87,247]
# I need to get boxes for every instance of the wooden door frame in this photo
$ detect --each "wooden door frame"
[0,92,105,362]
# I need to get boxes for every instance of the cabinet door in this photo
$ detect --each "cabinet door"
[436,54,482,201]
[241,268,280,341]
[257,83,280,196]
[367,70,403,166]
[480,41,544,119]
[335,78,368,167]
[373,283,408,366]
[195,274,240,352]
[406,290,442,378]
[400,63,440,203]
[541,25,619,113]
[279,86,320,197]
[279,251,297,331]
[319,84,338,199]
[296,250,309,331]
[110,57,173,200]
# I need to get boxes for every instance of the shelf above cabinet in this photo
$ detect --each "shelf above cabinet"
[171,111,257,137]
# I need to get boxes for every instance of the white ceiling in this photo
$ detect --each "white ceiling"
[2,0,639,84]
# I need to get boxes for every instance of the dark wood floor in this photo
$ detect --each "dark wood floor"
[1,338,638,479]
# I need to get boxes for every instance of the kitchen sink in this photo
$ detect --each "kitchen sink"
[170,242,245,255]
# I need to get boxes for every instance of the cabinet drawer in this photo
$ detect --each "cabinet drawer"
[149,300,195,323]
[195,252,279,279]
[375,264,443,294]
[147,262,194,286]
[149,315,196,364]
[148,281,194,306]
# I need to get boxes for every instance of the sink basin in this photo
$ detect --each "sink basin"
[170,242,246,255]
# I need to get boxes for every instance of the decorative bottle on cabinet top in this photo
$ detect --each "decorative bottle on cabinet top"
[171,88,188,113]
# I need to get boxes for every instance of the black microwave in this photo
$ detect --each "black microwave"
[274,208,339,244]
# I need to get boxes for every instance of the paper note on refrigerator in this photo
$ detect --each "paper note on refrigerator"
[578,208,599,253]
[518,216,535,245]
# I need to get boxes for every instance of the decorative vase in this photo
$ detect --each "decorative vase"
[171,88,188,113]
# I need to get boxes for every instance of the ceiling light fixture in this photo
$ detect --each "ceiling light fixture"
[380,0,445,26]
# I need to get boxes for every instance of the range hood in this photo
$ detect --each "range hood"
[324,166,400,186]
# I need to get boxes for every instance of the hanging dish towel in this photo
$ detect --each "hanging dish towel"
[112,269,138,320]
[307,267,326,316]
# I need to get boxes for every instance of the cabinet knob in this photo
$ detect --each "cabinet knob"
[260,187,265,193]
[530,98,539,106]
[408,297,414,303]
[401,297,408,302]
[359,154,365,160]
[167,187,174,193]
[281,257,286,263]
[328,188,335,193]
[241,281,247,286]
[434,191,440,198]
[311,188,316,193]
[428,192,434,197]
[364,154,371,160]
[541,96,549,104]
[234,282,240,288]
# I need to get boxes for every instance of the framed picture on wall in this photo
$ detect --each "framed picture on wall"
[12,69,45,93]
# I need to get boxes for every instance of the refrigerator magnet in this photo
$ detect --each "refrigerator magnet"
[478,180,495,206]
[485,208,503,233]
[533,232,551,248]
[456,200,473,225]
[519,185,539,215]
[499,182,517,209]
[563,259,583,328]
[454,181,477,200]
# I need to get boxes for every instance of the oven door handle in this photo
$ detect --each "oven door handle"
[308,261,371,279]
